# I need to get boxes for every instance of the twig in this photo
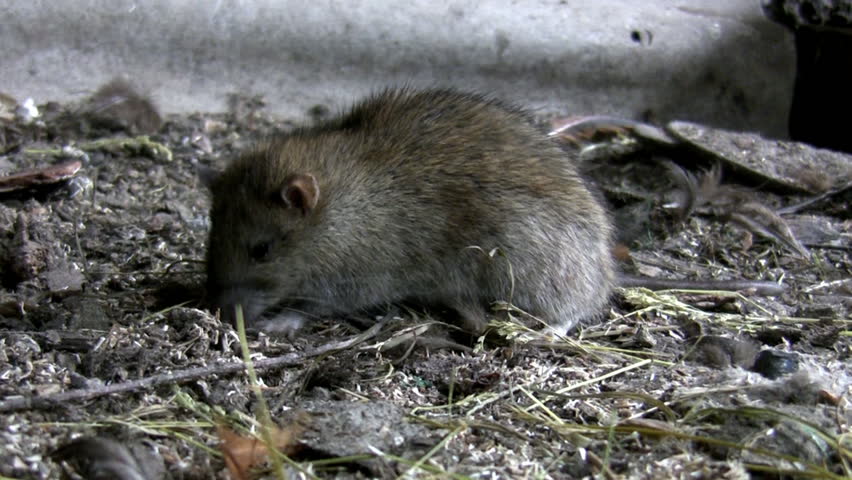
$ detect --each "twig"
[805,244,852,252]
[777,182,852,215]
[0,322,385,413]
[585,450,618,480]
[618,274,786,296]
[803,277,852,293]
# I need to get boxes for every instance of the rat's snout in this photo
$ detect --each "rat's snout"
[210,287,308,337]
[209,287,269,328]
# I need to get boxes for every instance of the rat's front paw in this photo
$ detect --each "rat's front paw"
[252,311,308,338]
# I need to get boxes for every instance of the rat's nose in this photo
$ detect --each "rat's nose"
[211,287,268,328]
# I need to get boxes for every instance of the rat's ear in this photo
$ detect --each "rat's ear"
[281,174,319,214]
[197,165,222,190]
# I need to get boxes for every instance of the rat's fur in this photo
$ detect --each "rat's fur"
[206,88,614,335]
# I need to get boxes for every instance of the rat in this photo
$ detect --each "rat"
[205,87,615,336]
[205,88,786,337]
[83,78,162,134]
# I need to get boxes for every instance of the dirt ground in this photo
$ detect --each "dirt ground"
[0,87,849,480]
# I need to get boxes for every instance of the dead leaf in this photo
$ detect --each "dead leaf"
[218,426,268,480]
[217,413,309,480]
[0,159,82,193]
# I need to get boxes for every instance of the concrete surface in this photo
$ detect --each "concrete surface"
[2,0,795,137]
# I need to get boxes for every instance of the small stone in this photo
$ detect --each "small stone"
[751,350,799,379]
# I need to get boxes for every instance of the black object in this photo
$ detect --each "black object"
[763,0,852,153]
[751,349,800,379]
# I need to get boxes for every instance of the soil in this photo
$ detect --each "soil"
[0,92,849,480]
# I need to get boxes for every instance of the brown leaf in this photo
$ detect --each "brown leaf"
[218,413,309,480]
[218,426,268,480]
[611,243,632,262]
[0,159,82,193]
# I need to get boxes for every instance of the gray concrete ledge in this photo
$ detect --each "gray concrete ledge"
[2,0,794,137]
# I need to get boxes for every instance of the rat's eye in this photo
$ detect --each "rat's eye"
[248,241,271,262]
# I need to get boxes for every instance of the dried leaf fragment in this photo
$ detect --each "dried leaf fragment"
[0,159,82,193]
[218,414,309,480]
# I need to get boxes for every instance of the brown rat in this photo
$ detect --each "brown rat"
[82,78,162,134]
[205,88,615,336]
